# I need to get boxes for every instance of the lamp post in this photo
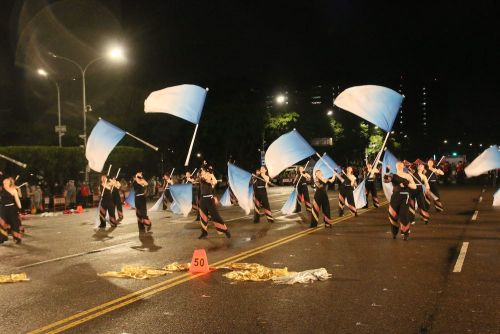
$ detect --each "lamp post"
[48,46,125,182]
[38,69,63,147]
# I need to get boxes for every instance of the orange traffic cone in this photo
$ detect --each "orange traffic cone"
[76,205,84,213]
[189,249,211,274]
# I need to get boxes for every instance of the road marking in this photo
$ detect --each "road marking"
[16,242,134,269]
[471,210,479,221]
[453,242,469,273]
[29,202,387,334]
[478,196,483,203]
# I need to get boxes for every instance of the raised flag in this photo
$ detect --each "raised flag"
[265,130,315,178]
[334,85,403,132]
[220,188,232,207]
[144,84,207,124]
[169,184,193,217]
[313,153,340,179]
[493,188,500,207]
[381,150,398,201]
[228,163,254,214]
[281,189,298,215]
[350,180,367,209]
[86,119,126,172]
[465,145,500,177]
[149,193,164,212]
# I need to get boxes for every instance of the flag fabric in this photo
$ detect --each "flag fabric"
[334,85,403,132]
[493,188,500,207]
[281,189,298,215]
[381,150,399,201]
[149,193,164,212]
[144,84,207,124]
[86,119,126,172]
[170,200,181,215]
[465,145,500,177]
[169,184,193,217]
[265,130,315,178]
[125,189,135,209]
[350,180,367,209]
[228,163,254,214]
[220,188,232,206]
[313,153,340,180]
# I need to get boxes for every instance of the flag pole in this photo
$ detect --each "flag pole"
[184,123,199,166]
[369,131,391,178]
[315,153,344,182]
[125,132,159,151]
[294,160,311,189]
[0,153,27,168]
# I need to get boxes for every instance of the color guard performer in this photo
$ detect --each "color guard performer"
[425,159,444,212]
[311,170,336,228]
[294,165,312,214]
[1,176,24,243]
[111,177,124,222]
[161,172,174,210]
[133,171,152,232]
[385,161,417,240]
[184,171,200,220]
[364,163,380,208]
[0,172,9,244]
[253,166,274,223]
[338,167,358,216]
[408,163,431,224]
[198,167,230,239]
[98,175,118,229]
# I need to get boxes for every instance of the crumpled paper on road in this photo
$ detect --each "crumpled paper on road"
[98,262,190,280]
[0,272,30,284]
[222,263,332,284]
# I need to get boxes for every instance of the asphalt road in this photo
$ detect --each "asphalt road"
[0,185,499,334]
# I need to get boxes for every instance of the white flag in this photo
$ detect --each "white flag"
[465,145,500,177]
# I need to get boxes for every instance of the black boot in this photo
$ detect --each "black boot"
[198,230,208,239]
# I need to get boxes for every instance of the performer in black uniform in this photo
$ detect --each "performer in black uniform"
[184,170,200,220]
[294,165,312,214]
[338,167,358,216]
[425,159,444,212]
[198,167,230,239]
[98,175,118,229]
[1,176,23,243]
[385,161,417,240]
[253,166,274,223]
[111,177,123,222]
[364,163,380,208]
[0,172,10,244]
[161,173,174,210]
[134,172,152,232]
[311,170,336,228]
[408,163,431,225]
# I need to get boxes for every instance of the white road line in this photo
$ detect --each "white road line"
[478,196,483,203]
[453,242,469,273]
[471,210,479,221]
[16,241,134,269]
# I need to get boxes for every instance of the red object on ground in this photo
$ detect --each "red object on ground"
[189,249,210,274]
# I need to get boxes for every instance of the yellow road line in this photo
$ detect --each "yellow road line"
[31,202,387,334]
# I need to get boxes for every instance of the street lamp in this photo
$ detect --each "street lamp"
[37,68,63,147]
[326,110,333,116]
[276,94,285,104]
[48,45,126,182]
[443,139,448,144]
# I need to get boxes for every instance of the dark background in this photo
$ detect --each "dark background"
[1,0,499,174]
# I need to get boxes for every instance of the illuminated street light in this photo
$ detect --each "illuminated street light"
[37,68,62,147]
[37,68,48,77]
[48,44,126,182]
[443,139,448,144]
[196,153,201,158]
[276,95,285,104]
[326,110,333,116]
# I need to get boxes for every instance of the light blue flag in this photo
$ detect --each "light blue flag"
[334,85,403,132]
[228,163,254,214]
[144,84,207,124]
[351,180,367,209]
[220,188,232,206]
[382,150,398,201]
[313,153,340,180]
[265,130,316,178]
[86,119,126,172]
[170,200,181,215]
[169,183,193,217]
[125,189,135,209]
[465,145,500,177]
[149,193,164,212]
[281,189,298,215]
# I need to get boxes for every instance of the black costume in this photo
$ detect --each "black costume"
[425,169,444,212]
[365,168,379,208]
[408,173,430,224]
[162,180,174,210]
[99,186,117,228]
[294,173,312,213]
[253,177,274,223]
[112,187,123,221]
[0,188,23,243]
[198,179,230,238]
[338,174,357,216]
[311,178,333,227]
[134,181,152,232]
[385,173,411,240]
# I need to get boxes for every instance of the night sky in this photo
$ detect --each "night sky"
[1,0,499,150]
